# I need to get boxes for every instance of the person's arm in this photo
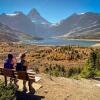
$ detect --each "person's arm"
[12,58,17,68]
[23,61,28,69]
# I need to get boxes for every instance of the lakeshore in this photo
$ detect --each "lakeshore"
[63,38,100,42]
[18,38,100,46]
[91,43,100,47]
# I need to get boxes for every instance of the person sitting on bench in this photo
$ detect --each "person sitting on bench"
[4,54,16,69]
[4,54,16,84]
[16,53,28,92]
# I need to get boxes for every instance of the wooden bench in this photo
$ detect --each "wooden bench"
[15,71,35,92]
[3,68,16,86]
[0,68,36,92]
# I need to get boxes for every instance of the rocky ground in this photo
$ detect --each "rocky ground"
[35,74,100,100]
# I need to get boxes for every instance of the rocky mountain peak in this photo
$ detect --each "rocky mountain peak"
[28,8,50,24]
[28,8,40,17]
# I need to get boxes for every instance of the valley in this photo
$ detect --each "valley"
[0,42,97,73]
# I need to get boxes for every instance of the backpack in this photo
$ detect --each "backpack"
[16,60,27,71]
[16,63,23,71]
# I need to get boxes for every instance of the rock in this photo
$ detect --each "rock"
[44,90,48,93]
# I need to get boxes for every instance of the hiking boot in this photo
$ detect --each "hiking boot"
[23,87,27,92]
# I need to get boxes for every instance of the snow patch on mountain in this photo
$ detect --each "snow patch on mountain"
[6,13,19,16]
[77,13,85,15]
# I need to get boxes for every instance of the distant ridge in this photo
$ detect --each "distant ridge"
[53,12,100,39]
[0,12,36,35]
[0,22,40,42]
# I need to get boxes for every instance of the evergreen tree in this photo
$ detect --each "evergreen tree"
[81,49,97,78]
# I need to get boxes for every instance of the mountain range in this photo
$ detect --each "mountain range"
[0,8,100,42]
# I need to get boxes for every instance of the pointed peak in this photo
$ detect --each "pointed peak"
[28,8,40,16]
[30,8,38,12]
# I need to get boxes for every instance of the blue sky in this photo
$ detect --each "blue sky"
[0,0,100,23]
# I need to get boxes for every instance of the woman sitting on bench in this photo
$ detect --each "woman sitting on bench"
[16,53,28,92]
[4,54,16,69]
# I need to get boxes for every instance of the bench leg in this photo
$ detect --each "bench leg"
[4,76,7,86]
[10,77,13,84]
[14,79,19,90]
[28,80,31,92]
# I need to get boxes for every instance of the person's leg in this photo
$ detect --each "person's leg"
[23,80,27,92]
[28,80,35,94]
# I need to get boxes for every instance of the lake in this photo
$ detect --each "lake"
[22,38,100,46]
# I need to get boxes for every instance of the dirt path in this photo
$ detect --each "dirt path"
[36,74,100,100]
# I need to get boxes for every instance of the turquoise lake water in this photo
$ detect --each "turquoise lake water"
[23,38,100,46]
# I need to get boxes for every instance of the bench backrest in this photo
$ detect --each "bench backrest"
[1,68,35,82]
[3,68,15,78]
[16,71,28,80]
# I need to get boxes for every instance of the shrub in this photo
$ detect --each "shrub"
[66,67,82,77]
[81,49,100,78]
[45,64,82,78]
[0,81,16,100]
[81,60,96,78]
[47,53,66,61]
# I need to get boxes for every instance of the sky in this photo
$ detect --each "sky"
[0,0,100,23]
